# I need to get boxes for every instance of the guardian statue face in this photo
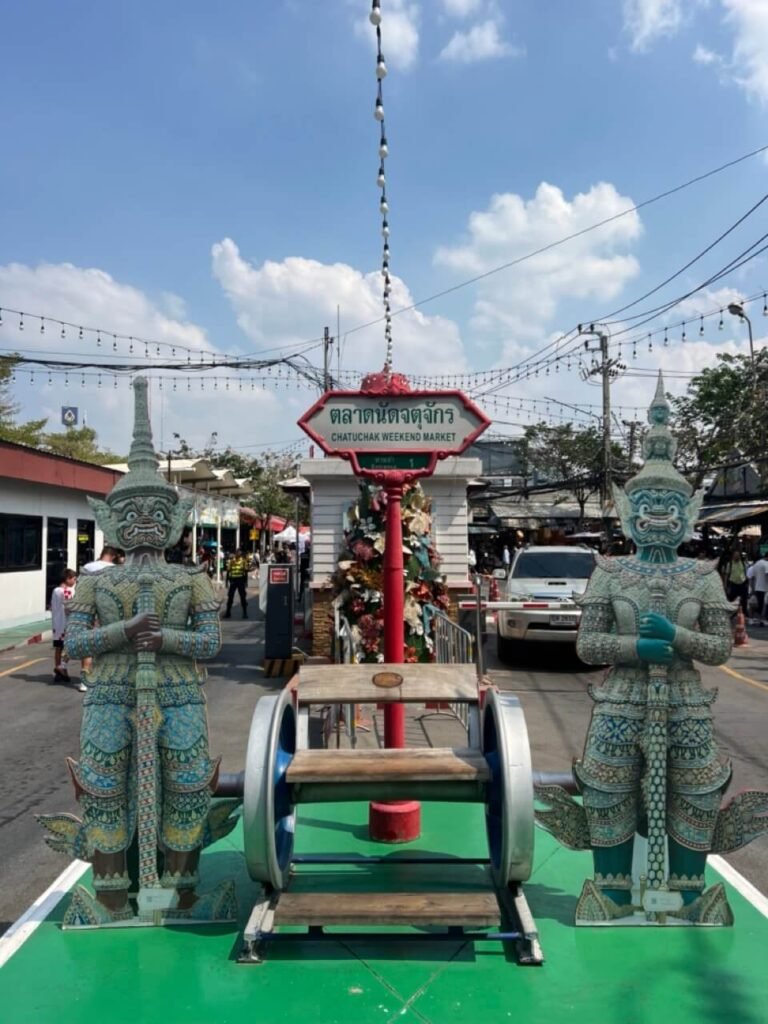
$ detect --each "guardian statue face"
[627,487,688,552]
[110,493,177,551]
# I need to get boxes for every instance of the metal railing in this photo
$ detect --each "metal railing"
[328,607,362,749]
[428,608,476,737]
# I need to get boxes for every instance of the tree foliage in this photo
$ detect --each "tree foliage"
[671,349,768,487]
[517,422,625,521]
[0,355,120,461]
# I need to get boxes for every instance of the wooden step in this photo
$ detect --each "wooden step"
[274,891,499,927]
[296,662,478,705]
[287,747,489,785]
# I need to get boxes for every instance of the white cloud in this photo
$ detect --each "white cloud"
[623,0,684,51]
[433,181,642,358]
[439,20,522,63]
[354,0,420,71]
[0,260,288,455]
[210,237,468,378]
[441,0,484,17]
[723,0,768,104]
[692,44,722,66]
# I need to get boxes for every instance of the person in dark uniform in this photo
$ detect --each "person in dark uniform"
[223,548,249,618]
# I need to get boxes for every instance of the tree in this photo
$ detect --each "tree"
[0,356,47,447]
[41,425,120,464]
[672,349,768,488]
[522,422,620,524]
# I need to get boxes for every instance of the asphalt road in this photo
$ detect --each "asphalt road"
[0,614,766,934]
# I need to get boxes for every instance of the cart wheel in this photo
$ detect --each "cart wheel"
[243,689,297,889]
[482,689,534,884]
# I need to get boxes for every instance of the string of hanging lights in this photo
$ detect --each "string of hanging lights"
[369,0,394,372]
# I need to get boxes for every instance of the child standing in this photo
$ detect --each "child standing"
[51,569,87,692]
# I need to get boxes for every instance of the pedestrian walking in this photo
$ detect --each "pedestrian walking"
[750,551,768,625]
[502,544,511,575]
[223,548,249,619]
[51,568,87,691]
[720,540,750,614]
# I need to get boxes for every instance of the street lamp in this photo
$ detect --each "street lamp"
[727,302,755,378]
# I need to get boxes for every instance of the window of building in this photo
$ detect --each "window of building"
[0,514,43,572]
[46,516,69,608]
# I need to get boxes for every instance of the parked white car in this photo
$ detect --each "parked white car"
[496,545,597,660]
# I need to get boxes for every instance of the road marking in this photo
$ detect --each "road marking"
[0,859,89,968]
[719,663,768,694]
[0,657,45,678]
[710,856,768,920]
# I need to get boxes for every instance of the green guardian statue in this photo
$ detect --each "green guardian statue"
[536,373,768,926]
[38,377,238,927]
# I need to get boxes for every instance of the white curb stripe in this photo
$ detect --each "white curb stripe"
[0,859,89,969]
[710,855,768,919]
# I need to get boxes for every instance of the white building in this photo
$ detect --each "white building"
[297,455,481,657]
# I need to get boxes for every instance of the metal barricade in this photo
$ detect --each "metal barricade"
[428,609,476,737]
[328,607,362,749]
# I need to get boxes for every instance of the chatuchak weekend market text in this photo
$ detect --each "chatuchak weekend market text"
[330,430,458,443]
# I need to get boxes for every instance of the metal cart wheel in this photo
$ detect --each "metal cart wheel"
[482,689,534,885]
[243,689,297,890]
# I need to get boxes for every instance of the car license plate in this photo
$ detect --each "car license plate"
[551,614,577,626]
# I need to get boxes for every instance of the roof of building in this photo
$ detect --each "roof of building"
[0,440,125,495]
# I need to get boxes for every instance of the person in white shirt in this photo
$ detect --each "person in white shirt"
[750,553,768,625]
[50,569,87,691]
[81,546,122,573]
[502,545,511,575]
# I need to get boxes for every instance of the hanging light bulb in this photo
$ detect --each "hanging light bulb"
[30,370,35,385]
[97,374,102,388]
[763,292,768,316]
[381,220,390,238]
[699,316,704,337]
[374,98,384,121]
[81,374,85,388]
[64,373,69,387]
[19,313,24,331]
[380,197,388,215]
[129,339,134,353]
[369,0,381,26]
[376,167,385,188]
[112,335,118,351]
[96,331,101,347]
[48,371,52,386]
[681,322,686,342]
[113,376,118,388]
[61,325,66,340]
[648,333,653,352]
[158,377,163,390]
[40,318,45,335]
[376,54,387,79]
[79,326,84,340]
[719,309,724,330]
[379,136,388,159]
[664,327,669,346]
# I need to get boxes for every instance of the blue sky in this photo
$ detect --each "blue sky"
[1,0,767,455]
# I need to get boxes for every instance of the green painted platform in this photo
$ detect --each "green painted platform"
[2,803,767,1024]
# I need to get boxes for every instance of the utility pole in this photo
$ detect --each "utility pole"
[578,324,625,540]
[322,326,333,393]
[622,418,643,470]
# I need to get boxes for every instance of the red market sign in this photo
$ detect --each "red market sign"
[298,389,491,478]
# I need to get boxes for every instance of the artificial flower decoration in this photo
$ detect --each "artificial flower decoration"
[331,481,449,663]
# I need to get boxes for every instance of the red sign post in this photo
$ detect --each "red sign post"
[299,371,490,841]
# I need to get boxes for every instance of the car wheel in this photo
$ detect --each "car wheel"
[497,633,518,663]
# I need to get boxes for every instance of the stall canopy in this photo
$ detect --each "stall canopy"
[697,501,768,525]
